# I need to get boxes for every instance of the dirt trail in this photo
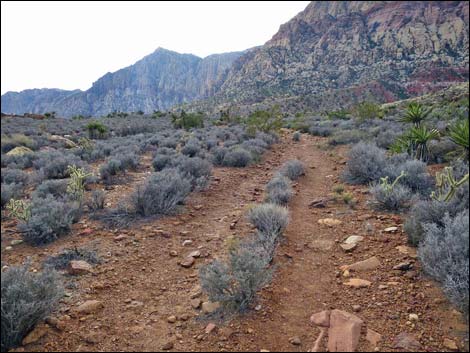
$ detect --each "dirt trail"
[3,132,467,352]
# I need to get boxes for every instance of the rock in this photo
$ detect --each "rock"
[167,315,177,323]
[75,300,104,314]
[201,301,220,314]
[318,218,342,227]
[10,239,23,246]
[392,332,422,350]
[205,323,217,334]
[114,234,127,241]
[393,262,413,271]
[366,329,382,347]
[182,240,193,246]
[310,310,331,327]
[343,278,372,288]
[188,250,201,258]
[48,135,78,148]
[5,246,13,251]
[191,298,202,309]
[80,228,93,236]
[443,338,458,351]
[378,285,388,290]
[340,243,357,252]
[352,305,361,313]
[289,336,301,346]
[22,326,48,345]
[344,236,364,244]
[162,341,174,350]
[395,245,418,258]
[190,286,202,299]
[83,333,99,344]
[327,310,363,352]
[341,256,381,272]
[408,313,419,321]
[169,250,178,257]
[307,239,335,251]
[309,198,328,208]
[180,256,195,268]
[384,226,398,232]
[67,260,93,275]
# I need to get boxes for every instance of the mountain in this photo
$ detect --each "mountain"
[1,48,243,117]
[2,1,469,117]
[193,0,469,113]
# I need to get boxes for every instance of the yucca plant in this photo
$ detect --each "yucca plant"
[448,119,469,160]
[400,102,432,127]
[408,125,440,162]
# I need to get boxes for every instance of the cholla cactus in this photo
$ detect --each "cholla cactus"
[66,165,92,202]
[379,171,407,195]
[6,199,31,222]
[431,167,469,202]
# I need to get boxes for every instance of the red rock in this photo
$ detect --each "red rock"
[366,328,382,347]
[340,256,380,272]
[180,256,195,268]
[392,332,422,350]
[67,260,93,275]
[75,300,104,314]
[205,323,217,334]
[22,325,48,345]
[80,228,93,236]
[310,310,331,327]
[343,278,372,288]
[327,310,363,352]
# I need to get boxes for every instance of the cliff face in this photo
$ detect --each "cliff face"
[1,48,243,117]
[216,1,469,109]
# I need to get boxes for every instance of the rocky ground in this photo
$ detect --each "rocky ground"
[1,131,468,352]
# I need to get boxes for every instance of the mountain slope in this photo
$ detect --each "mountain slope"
[207,0,469,111]
[1,48,243,117]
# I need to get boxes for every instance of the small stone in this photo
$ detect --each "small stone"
[114,234,127,241]
[393,332,422,350]
[342,269,350,277]
[75,300,104,314]
[67,260,93,275]
[182,240,193,246]
[393,262,413,271]
[352,305,361,313]
[443,338,458,351]
[327,310,363,352]
[378,285,388,290]
[169,250,178,257]
[190,286,202,299]
[191,298,202,309]
[341,256,381,272]
[205,323,217,334]
[188,250,201,258]
[343,278,372,288]
[395,245,418,258]
[384,226,398,232]
[309,198,327,208]
[310,310,330,327]
[22,326,48,345]
[162,341,174,350]
[167,315,177,323]
[5,246,13,251]
[201,301,220,314]
[10,239,23,246]
[318,218,342,227]
[344,236,364,244]
[340,243,357,252]
[289,336,301,346]
[180,256,195,268]
[408,313,419,321]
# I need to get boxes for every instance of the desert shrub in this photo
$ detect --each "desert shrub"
[212,147,228,166]
[1,183,22,208]
[152,154,172,171]
[292,131,301,142]
[1,133,37,153]
[418,210,469,317]
[329,130,366,146]
[309,126,332,137]
[428,139,457,164]
[172,111,204,130]
[255,131,278,147]
[32,179,68,200]
[18,196,76,246]
[223,148,253,167]
[2,153,36,169]
[176,156,212,190]
[385,158,433,195]
[370,182,414,211]
[118,153,139,171]
[86,121,107,139]
[2,168,29,185]
[88,189,106,211]
[343,142,387,184]
[160,138,178,149]
[181,142,201,157]
[43,247,101,270]
[280,160,305,181]
[247,203,289,239]
[33,150,83,180]
[245,106,283,136]
[131,169,191,217]
[199,241,272,313]
[1,263,63,352]
[99,159,122,183]
[354,101,383,121]
[265,175,293,206]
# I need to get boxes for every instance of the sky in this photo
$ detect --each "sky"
[1,1,310,94]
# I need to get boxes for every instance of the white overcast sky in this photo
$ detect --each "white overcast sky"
[1,1,310,94]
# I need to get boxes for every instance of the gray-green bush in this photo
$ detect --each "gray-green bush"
[280,160,305,181]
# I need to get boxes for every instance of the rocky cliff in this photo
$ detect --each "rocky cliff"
[1,48,243,117]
